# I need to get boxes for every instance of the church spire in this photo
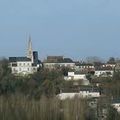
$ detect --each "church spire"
[27,35,33,60]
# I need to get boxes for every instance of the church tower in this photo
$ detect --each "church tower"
[27,36,33,61]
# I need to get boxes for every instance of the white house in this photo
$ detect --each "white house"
[75,63,95,73]
[9,38,41,75]
[112,103,120,112]
[64,72,90,85]
[9,57,39,75]
[57,87,100,100]
[112,99,120,113]
[95,70,114,77]
[43,56,75,69]
[79,89,100,98]
[57,91,100,100]
[64,72,87,80]
[57,93,80,100]
[102,63,116,69]
[43,62,75,69]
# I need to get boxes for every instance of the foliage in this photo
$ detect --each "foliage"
[107,57,116,64]
[106,106,120,120]
[0,59,65,98]
[0,95,87,120]
[1,58,120,119]
[100,71,120,98]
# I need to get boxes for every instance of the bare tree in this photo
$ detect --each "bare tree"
[85,56,103,64]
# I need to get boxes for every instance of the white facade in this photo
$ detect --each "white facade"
[102,64,116,69]
[64,72,90,85]
[112,103,120,112]
[95,70,114,77]
[66,72,87,80]
[43,62,75,69]
[64,72,88,81]
[10,61,38,75]
[57,93,80,100]
[79,91,100,98]
[75,64,95,72]
[79,65,94,69]
[57,91,100,100]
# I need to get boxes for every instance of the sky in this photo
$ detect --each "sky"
[0,0,120,60]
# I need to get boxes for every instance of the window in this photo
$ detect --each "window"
[12,68,16,72]
[33,68,37,72]
[19,68,21,71]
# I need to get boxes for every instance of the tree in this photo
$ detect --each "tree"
[0,59,11,79]
[86,56,103,64]
[31,68,65,97]
[106,106,120,120]
[107,57,116,64]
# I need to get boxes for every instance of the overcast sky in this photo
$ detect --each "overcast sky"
[0,0,120,60]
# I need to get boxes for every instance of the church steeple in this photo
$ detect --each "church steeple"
[27,35,33,60]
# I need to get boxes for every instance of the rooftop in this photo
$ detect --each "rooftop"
[9,57,31,62]
[44,57,74,63]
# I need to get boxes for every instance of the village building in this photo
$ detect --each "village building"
[64,72,90,85]
[43,56,75,69]
[112,99,120,113]
[102,63,116,69]
[57,86,100,100]
[94,67,114,77]
[9,37,41,75]
[75,62,95,74]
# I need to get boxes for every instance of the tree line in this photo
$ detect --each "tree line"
[0,58,120,120]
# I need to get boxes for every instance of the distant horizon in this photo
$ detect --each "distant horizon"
[1,51,120,62]
[1,36,120,62]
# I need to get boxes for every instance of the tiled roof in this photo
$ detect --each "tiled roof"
[75,63,94,66]
[9,57,31,62]
[44,58,74,63]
